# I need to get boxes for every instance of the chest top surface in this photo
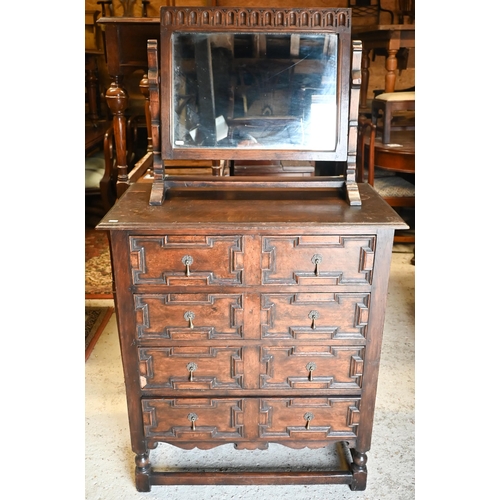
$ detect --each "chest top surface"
[96,183,407,232]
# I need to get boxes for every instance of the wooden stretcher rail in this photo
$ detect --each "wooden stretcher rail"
[163,175,346,190]
[149,469,354,486]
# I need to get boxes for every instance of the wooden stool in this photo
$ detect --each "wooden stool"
[371,91,415,144]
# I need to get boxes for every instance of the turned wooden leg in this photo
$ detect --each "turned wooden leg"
[385,48,398,94]
[105,78,130,198]
[349,449,368,491]
[135,451,152,492]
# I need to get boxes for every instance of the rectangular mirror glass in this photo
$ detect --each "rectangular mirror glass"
[172,32,339,151]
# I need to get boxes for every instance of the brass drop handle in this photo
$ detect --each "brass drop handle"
[182,255,193,276]
[304,412,314,430]
[184,311,195,329]
[306,362,316,381]
[311,254,322,276]
[187,412,198,430]
[308,310,319,330]
[186,362,197,381]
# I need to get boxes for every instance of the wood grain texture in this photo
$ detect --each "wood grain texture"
[97,182,405,491]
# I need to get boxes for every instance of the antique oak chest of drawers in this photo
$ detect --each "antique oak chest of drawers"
[97,182,407,491]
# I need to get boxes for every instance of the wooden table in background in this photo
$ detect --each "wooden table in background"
[352,24,415,108]
[97,16,160,196]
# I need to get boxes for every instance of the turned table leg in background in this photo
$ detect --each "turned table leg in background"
[385,48,398,94]
[105,78,130,198]
[360,46,398,109]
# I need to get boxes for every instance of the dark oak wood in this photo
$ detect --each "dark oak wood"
[97,5,357,200]
[147,6,362,206]
[97,182,407,491]
[232,160,314,177]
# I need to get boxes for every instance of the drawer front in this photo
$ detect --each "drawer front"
[260,345,364,391]
[134,293,244,341]
[142,398,245,440]
[261,292,370,340]
[129,235,244,286]
[261,235,375,286]
[142,397,359,443]
[259,397,360,441]
[138,346,244,390]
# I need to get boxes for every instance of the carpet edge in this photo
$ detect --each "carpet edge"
[85,307,114,362]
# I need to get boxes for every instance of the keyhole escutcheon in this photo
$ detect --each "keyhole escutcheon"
[308,310,319,330]
[184,311,195,329]
[306,361,317,381]
[187,362,197,381]
[311,254,322,276]
[187,412,198,430]
[182,255,193,276]
[304,412,314,429]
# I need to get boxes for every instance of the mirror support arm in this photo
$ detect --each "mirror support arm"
[346,40,363,206]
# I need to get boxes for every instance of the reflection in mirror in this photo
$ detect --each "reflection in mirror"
[172,32,338,150]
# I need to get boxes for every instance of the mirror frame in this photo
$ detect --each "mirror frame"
[148,7,362,206]
[160,7,352,161]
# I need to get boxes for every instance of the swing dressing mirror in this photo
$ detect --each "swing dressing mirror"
[148,7,361,205]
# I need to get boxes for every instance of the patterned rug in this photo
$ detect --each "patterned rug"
[85,228,113,298]
[85,306,114,361]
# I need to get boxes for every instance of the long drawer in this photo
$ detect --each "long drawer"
[128,234,375,287]
[134,292,370,342]
[138,345,364,392]
[142,397,361,443]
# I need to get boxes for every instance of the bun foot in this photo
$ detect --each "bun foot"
[135,452,152,492]
[349,449,367,491]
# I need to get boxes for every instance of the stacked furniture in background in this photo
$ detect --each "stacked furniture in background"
[357,99,415,244]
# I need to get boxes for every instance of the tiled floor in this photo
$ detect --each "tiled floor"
[85,245,415,499]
